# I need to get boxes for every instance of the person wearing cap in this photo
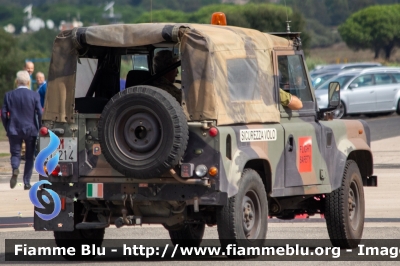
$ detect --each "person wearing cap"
[1,71,42,190]
[151,50,182,104]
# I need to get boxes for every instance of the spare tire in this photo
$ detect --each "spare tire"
[98,86,188,179]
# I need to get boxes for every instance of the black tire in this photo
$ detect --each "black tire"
[216,169,268,259]
[396,100,400,115]
[54,228,105,261]
[378,112,394,116]
[325,160,365,249]
[334,101,346,119]
[167,223,206,247]
[98,86,188,178]
[54,203,105,260]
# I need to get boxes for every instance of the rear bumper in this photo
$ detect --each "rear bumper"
[33,181,227,231]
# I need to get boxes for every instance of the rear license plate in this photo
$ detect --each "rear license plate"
[39,137,77,162]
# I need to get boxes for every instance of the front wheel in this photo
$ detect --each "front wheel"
[216,169,268,258]
[325,160,365,248]
[396,99,400,115]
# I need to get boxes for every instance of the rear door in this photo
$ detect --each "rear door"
[374,73,398,111]
[346,74,375,113]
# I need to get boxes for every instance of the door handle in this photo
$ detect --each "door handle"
[287,135,294,152]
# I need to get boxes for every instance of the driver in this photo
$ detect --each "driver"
[280,88,303,110]
[151,50,182,104]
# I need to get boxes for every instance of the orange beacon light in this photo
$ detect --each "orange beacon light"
[211,12,227,26]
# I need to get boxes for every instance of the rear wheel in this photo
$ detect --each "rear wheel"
[325,160,365,248]
[216,169,268,258]
[54,203,105,260]
[167,223,206,247]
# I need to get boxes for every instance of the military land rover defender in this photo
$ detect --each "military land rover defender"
[34,19,377,258]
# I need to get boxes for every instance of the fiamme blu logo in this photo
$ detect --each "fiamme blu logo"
[30,130,62,221]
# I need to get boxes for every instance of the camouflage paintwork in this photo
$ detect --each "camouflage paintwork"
[35,21,375,231]
[43,23,288,125]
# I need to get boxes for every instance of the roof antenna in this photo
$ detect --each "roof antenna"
[151,0,152,23]
[284,0,291,33]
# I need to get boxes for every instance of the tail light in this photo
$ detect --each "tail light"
[209,127,218,137]
[61,197,66,211]
[39,127,48,136]
[51,165,61,176]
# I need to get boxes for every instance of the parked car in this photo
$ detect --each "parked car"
[315,67,400,118]
[312,71,340,88]
[310,62,382,79]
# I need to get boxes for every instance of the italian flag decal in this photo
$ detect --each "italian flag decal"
[87,183,103,198]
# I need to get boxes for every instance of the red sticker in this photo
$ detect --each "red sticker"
[298,137,312,172]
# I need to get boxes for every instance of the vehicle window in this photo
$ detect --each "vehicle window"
[278,55,312,102]
[350,74,374,88]
[132,55,149,71]
[375,73,394,85]
[227,58,259,101]
[393,73,400,83]
[75,58,98,98]
[316,75,355,90]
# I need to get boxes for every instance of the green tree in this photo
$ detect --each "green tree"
[134,3,310,49]
[0,29,25,104]
[17,28,55,56]
[133,9,189,23]
[338,4,400,60]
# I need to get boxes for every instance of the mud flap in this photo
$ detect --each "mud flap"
[364,175,377,187]
[33,189,75,231]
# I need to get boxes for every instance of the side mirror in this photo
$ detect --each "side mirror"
[328,82,340,108]
[349,83,358,89]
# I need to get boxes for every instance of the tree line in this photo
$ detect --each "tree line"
[0,2,305,103]
[1,1,400,103]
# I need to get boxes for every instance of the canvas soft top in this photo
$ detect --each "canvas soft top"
[44,23,294,125]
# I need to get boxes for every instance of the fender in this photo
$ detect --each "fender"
[221,145,270,198]
[329,137,372,191]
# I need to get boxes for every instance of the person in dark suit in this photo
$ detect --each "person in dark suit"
[1,71,42,190]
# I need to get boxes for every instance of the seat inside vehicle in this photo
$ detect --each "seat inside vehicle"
[125,70,152,88]
[363,77,372,86]
[75,97,109,113]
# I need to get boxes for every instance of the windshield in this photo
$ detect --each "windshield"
[316,74,356,90]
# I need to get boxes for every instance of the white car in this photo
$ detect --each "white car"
[315,67,400,118]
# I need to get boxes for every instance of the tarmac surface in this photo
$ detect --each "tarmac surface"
[0,134,398,229]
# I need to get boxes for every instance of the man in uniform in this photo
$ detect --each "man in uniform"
[280,88,303,110]
[151,50,182,104]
